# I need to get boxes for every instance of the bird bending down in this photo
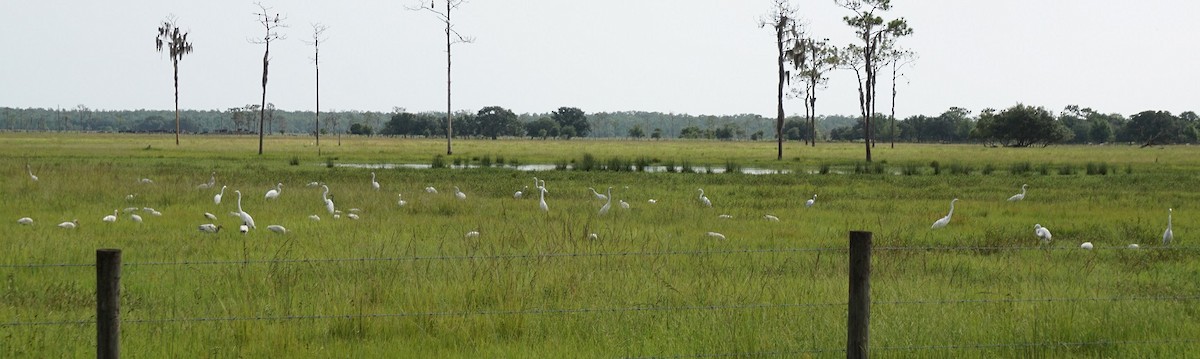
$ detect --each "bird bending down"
[1034,224,1052,243]
[130,214,143,223]
[235,190,255,229]
[267,225,287,234]
[58,220,79,229]
[620,200,630,209]
[454,186,467,200]
[764,214,780,222]
[204,212,218,220]
[196,172,216,190]
[1163,208,1174,246]
[17,217,34,225]
[198,223,221,233]
[1080,242,1094,250]
[371,172,380,191]
[265,183,282,200]
[214,186,227,205]
[931,198,959,229]
[465,230,480,238]
[102,210,118,223]
[806,194,817,208]
[514,185,528,199]
[1007,184,1028,202]
[308,214,321,221]
[706,232,726,240]
[425,186,438,194]
[698,189,712,207]
[589,187,608,201]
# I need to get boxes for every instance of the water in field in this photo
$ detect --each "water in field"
[336,163,791,175]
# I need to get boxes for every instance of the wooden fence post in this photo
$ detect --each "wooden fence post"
[847,231,872,359]
[97,249,121,359]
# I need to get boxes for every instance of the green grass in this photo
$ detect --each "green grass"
[1,133,1198,357]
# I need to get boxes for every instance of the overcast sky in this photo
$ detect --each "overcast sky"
[1,0,1196,118]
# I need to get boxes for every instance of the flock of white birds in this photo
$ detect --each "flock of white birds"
[13,167,1176,248]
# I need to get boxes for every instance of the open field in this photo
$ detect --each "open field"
[2,133,1199,357]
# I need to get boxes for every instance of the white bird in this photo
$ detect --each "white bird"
[123,207,139,213]
[26,164,38,182]
[454,186,467,200]
[764,214,780,222]
[267,225,288,234]
[204,212,218,220]
[589,187,608,201]
[1034,224,1052,243]
[1080,242,1094,250]
[718,214,733,219]
[196,172,216,190]
[102,210,118,223]
[347,213,360,220]
[465,230,480,238]
[648,199,657,204]
[214,186,227,205]
[125,194,136,201]
[17,217,33,225]
[308,214,321,221]
[265,183,282,200]
[239,224,249,234]
[931,198,959,229]
[149,210,162,216]
[1007,184,1028,202]
[58,219,78,229]
[235,190,255,229]
[130,214,143,223]
[370,172,381,191]
[138,178,154,184]
[425,186,438,194]
[1163,208,1174,246]
[1128,244,1140,249]
[198,223,221,233]
[805,194,817,208]
[588,233,599,240]
[698,189,712,207]
[598,187,613,215]
[142,207,157,213]
[706,232,727,240]
[349,207,360,212]
[306,181,321,188]
[397,194,408,207]
[538,186,549,212]
[514,186,528,199]
[322,185,336,215]
[620,200,630,209]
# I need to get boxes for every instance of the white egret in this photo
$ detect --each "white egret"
[465,230,480,238]
[1034,224,1052,243]
[198,223,221,233]
[308,214,321,221]
[425,186,438,194]
[204,212,218,220]
[1163,208,1174,246]
[322,185,336,215]
[598,187,614,215]
[306,181,321,188]
[514,186,528,199]
[214,186,227,205]
[588,233,598,240]
[239,224,249,234]
[589,187,608,201]
[17,217,33,225]
[265,183,282,200]
[538,186,549,212]
[125,194,136,201]
[706,232,727,240]
[620,200,630,209]
[196,172,216,190]
[130,214,143,223]
[235,190,255,229]
[150,210,162,216]
[371,172,380,191]
[58,220,78,229]
[1007,184,1028,202]
[123,207,139,213]
[1128,244,1140,249]
[718,214,733,219]
[397,194,408,207]
[455,186,467,200]
[648,199,657,204]
[764,214,780,222]
[931,198,959,229]
[698,189,712,207]
[1080,242,1094,250]
[267,225,288,234]
[26,164,38,182]
[347,213,360,220]
[805,194,817,208]
[138,178,154,184]
[142,207,157,213]
[102,210,118,223]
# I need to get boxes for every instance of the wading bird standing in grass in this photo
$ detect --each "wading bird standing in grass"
[620,200,630,209]
[130,213,143,223]
[764,214,780,221]
[58,220,78,229]
[26,164,38,182]
[1163,208,1174,246]
[598,187,613,215]
[308,214,320,221]
[322,185,336,215]
[235,190,255,229]
[806,194,817,208]
[1080,242,1094,250]
[931,198,959,229]
[589,187,608,201]
[1034,224,1052,243]
[17,217,33,225]
[465,230,480,238]
[397,194,408,207]
[425,186,438,194]
[265,183,282,200]
[198,223,221,233]
[204,212,218,220]
[455,186,467,200]
[267,225,287,234]
[538,186,549,212]
[513,185,527,199]
[1007,184,1028,202]
[371,172,380,191]
[196,172,216,190]
[214,186,227,205]
[698,189,712,207]
[102,210,118,223]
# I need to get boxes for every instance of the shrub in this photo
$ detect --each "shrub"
[902,164,920,176]
[1037,164,1051,175]
[635,156,651,172]
[680,160,694,173]
[930,161,941,175]
[431,155,446,169]
[579,153,598,171]
[981,163,996,175]
[452,157,463,166]
[325,157,335,168]
[724,160,742,174]
[949,163,973,175]
[1057,164,1076,175]
[1010,162,1032,175]
[664,160,677,173]
[480,155,492,167]
[289,156,300,166]
[1086,162,1109,175]
[495,156,505,166]
[819,163,831,175]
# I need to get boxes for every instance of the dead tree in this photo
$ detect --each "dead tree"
[760,0,805,160]
[304,23,328,147]
[155,15,194,145]
[251,3,286,155]
[408,1,474,155]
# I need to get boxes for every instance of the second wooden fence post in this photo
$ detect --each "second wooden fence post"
[847,231,872,359]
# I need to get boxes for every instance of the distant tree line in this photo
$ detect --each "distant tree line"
[2,104,1195,146]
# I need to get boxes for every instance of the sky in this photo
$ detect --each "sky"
[1,0,1196,119]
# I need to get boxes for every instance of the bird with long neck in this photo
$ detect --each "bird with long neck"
[371,172,380,191]
[598,187,613,215]
[1008,184,1028,202]
[322,185,336,215]
[214,186,226,205]
[931,198,959,229]
[1164,208,1174,246]
[235,190,255,229]
[538,186,549,212]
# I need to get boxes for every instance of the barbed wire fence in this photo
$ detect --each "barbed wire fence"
[3,236,1198,357]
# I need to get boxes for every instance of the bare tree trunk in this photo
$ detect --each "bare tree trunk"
[259,40,269,155]
[445,2,454,155]
[890,64,897,149]
[173,58,180,145]
[775,17,786,160]
[315,47,320,147]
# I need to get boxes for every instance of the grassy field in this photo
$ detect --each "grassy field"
[2,133,1198,357]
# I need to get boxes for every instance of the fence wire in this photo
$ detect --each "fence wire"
[630,339,1200,358]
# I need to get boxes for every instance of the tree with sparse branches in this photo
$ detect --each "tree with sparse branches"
[304,23,328,147]
[885,47,915,148]
[408,0,474,155]
[760,0,805,160]
[793,37,838,147]
[155,15,194,145]
[836,0,912,162]
[251,3,286,155]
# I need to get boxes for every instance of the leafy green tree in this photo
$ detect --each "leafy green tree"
[628,124,645,139]
[477,106,519,139]
[679,126,704,139]
[1089,117,1114,143]
[651,128,663,140]
[560,126,577,139]
[552,107,589,137]
[525,117,559,139]
[974,104,1071,147]
[1125,110,1182,147]
[837,0,912,161]
[761,0,803,159]
[349,123,373,136]
[155,15,194,145]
